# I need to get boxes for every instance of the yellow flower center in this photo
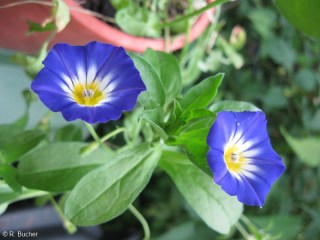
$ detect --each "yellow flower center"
[224,145,246,173]
[72,82,104,106]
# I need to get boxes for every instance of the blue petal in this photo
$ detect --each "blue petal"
[32,69,69,94]
[61,103,123,124]
[236,172,270,207]
[230,112,269,146]
[207,149,228,182]
[104,89,145,112]
[207,112,238,151]
[36,92,73,112]
[218,172,238,196]
[44,43,87,82]
[243,144,286,184]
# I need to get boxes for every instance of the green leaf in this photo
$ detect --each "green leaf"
[54,125,83,142]
[180,74,224,117]
[0,165,22,192]
[166,99,183,124]
[140,108,168,140]
[281,129,320,167]
[294,69,317,92]
[210,100,261,113]
[262,86,288,111]
[160,151,243,234]
[0,182,21,204]
[27,21,56,33]
[115,4,161,38]
[0,182,46,205]
[17,143,115,191]
[110,0,130,10]
[129,52,165,108]
[275,0,320,40]
[2,129,46,163]
[11,41,48,78]
[184,109,215,123]
[143,49,182,104]
[263,36,296,70]
[248,8,276,39]
[171,116,215,175]
[0,113,29,148]
[64,144,161,225]
[52,0,70,32]
[249,214,302,240]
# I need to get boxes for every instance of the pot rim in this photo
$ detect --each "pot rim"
[64,0,215,52]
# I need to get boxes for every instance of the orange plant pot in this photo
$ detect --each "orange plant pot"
[0,0,215,53]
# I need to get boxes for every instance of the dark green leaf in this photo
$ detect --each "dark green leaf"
[184,109,215,123]
[263,36,296,70]
[17,143,115,191]
[275,0,320,40]
[171,116,215,175]
[27,21,56,33]
[54,125,83,142]
[0,182,21,204]
[2,129,46,163]
[294,69,317,92]
[249,214,302,240]
[64,144,161,225]
[263,86,288,111]
[110,0,130,10]
[140,108,168,139]
[0,114,28,148]
[281,129,320,167]
[248,8,276,39]
[143,49,182,104]
[180,74,224,117]
[166,99,183,124]
[129,53,166,108]
[0,165,21,192]
[160,151,243,234]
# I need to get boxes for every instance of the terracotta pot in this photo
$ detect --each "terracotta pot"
[0,0,215,53]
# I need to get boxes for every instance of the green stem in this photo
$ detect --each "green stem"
[161,0,229,27]
[129,204,150,240]
[179,0,193,62]
[49,195,77,234]
[235,222,250,239]
[84,122,103,145]
[163,1,171,52]
[100,128,125,143]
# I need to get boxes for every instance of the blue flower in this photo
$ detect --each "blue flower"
[207,111,285,207]
[31,41,146,124]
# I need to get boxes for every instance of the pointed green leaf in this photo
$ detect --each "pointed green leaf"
[180,74,223,117]
[17,143,115,191]
[160,151,243,234]
[0,165,21,192]
[2,129,46,163]
[281,129,320,167]
[129,52,165,108]
[64,144,161,225]
[275,0,320,40]
[143,49,182,104]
